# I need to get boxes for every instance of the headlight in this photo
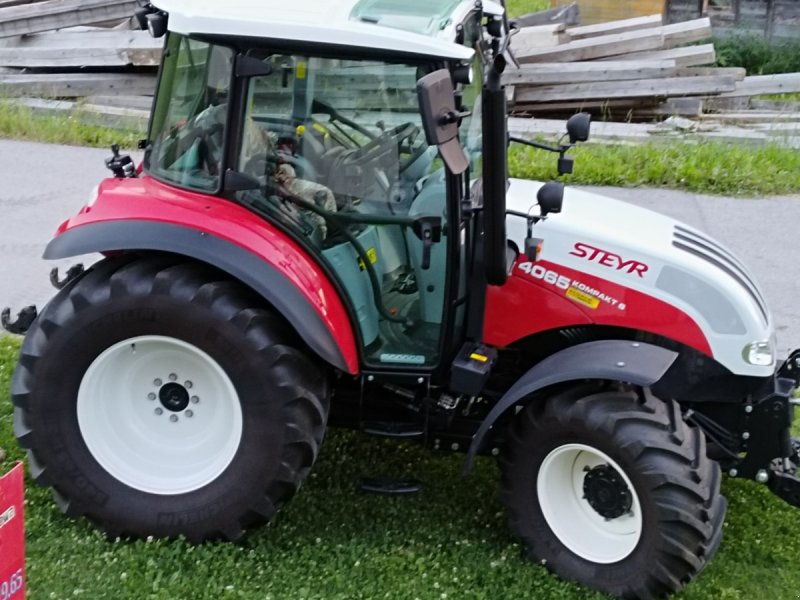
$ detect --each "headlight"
[743,340,775,367]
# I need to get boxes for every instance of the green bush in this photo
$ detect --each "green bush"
[714,34,800,75]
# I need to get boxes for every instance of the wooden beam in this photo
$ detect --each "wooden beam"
[0,0,137,39]
[600,44,716,67]
[661,17,713,48]
[504,60,677,86]
[567,14,663,39]
[510,24,569,53]
[0,30,161,67]
[515,75,737,103]
[716,73,800,98]
[516,27,664,63]
[676,66,746,80]
[0,73,156,97]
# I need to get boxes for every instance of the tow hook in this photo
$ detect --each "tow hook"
[1,305,37,335]
[50,263,85,290]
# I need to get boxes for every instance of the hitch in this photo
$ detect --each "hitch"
[1,305,37,335]
[768,440,800,507]
[50,264,85,290]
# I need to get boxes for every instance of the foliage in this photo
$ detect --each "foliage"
[714,34,800,75]
[509,140,800,196]
[2,335,800,599]
[0,101,140,149]
[504,0,551,18]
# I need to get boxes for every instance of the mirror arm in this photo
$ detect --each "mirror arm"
[508,136,561,154]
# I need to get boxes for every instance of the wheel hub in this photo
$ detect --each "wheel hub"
[159,382,190,413]
[583,464,632,519]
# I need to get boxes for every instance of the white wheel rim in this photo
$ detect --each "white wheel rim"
[77,335,243,495]
[537,443,643,564]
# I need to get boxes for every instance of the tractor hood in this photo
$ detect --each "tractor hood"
[505,178,775,377]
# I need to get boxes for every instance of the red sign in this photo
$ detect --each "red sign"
[0,462,25,600]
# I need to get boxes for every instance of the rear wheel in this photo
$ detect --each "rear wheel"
[12,255,329,541]
[500,385,725,598]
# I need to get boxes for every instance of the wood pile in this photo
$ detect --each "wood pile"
[506,12,800,145]
[0,0,158,129]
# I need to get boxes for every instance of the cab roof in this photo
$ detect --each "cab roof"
[152,0,477,61]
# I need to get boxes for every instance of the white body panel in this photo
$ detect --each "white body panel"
[153,0,475,61]
[505,178,775,377]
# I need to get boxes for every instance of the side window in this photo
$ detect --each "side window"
[146,35,234,191]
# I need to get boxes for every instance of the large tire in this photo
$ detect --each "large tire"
[12,255,329,542]
[500,385,725,599]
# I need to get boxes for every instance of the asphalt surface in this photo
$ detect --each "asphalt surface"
[1,139,799,358]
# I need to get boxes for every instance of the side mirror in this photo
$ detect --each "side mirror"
[416,70,469,175]
[566,112,591,144]
[537,182,564,217]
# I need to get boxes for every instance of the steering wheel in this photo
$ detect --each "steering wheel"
[345,122,424,172]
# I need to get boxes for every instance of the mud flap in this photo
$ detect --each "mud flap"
[0,461,25,600]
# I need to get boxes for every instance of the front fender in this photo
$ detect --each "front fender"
[464,339,678,472]
[45,176,359,374]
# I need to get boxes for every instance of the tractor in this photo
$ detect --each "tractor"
[4,0,800,597]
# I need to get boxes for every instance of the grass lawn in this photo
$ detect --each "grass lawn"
[2,335,800,599]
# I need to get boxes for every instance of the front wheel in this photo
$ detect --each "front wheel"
[500,385,725,599]
[12,256,329,542]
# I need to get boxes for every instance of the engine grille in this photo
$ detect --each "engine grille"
[671,225,769,326]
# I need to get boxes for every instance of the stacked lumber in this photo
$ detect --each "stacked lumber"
[0,0,158,128]
[506,13,800,126]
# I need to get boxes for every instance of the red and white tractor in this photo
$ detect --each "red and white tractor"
[4,1,800,597]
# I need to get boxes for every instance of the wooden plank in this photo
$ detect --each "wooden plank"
[0,73,156,97]
[510,24,569,53]
[0,0,137,39]
[716,73,800,98]
[516,27,664,63]
[567,14,663,39]
[515,75,736,103]
[600,44,716,67]
[0,30,161,67]
[661,17,713,47]
[86,94,153,110]
[676,66,746,80]
[503,60,677,86]
[698,111,800,123]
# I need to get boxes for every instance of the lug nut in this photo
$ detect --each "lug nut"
[185,410,194,418]
[154,378,162,387]
[191,396,200,404]
[154,408,163,416]
[168,373,177,382]
[170,415,178,423]
[185,381,193,389]
[147,393,156,401]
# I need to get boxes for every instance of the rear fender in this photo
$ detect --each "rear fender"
[44,176,359,374]
[464,339,678,472]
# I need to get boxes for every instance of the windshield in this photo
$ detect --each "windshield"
[236,53,434,209]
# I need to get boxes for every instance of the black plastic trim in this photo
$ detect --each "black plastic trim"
[43,221,352,373]
[463,340,679,471]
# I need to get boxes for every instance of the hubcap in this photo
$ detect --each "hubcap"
[583,464,633,520]
[77,335,243,495]
[159,382,190,412]
[537,443,643,563]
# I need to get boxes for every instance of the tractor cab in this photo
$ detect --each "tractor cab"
[143,1,494,374]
